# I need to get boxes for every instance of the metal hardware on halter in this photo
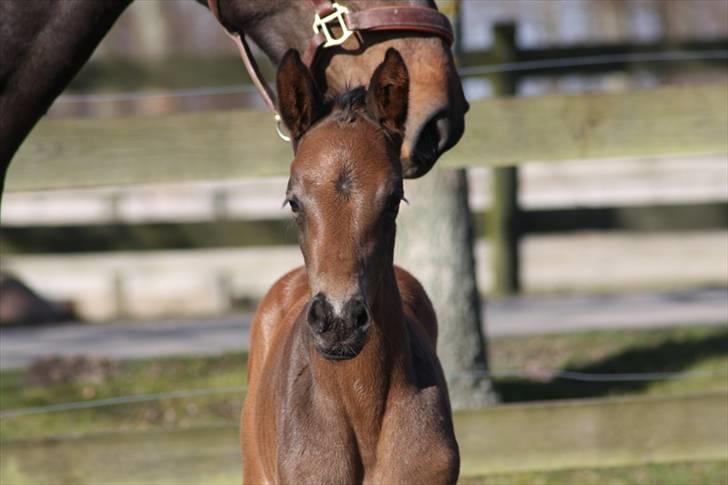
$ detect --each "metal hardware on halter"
[274,114,291,142]
[207,0,454,144]
[312,2,353,48]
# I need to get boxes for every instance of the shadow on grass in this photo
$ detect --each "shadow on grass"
[495,329,728,402]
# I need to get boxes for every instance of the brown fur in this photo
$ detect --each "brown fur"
[241,49,458,485]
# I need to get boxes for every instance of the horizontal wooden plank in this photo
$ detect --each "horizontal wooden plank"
[460,38,728,73]
[4,233,727,320]
[440,83,728,170]
[455,391,728,475]
[6,84,727,192]
[1,393,725,479]
[3,203,726,258]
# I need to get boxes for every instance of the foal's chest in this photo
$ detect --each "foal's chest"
[276,397,363,484]
[275,387,458,485]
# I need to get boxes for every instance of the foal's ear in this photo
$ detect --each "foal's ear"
[276,49,324,143]
[366,48,409,139]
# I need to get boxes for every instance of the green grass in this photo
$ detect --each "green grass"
[489,325,728,401]
[0,352,248,440]
[0,325,726,483]
[462,460,728,485]
[1,325,726,441]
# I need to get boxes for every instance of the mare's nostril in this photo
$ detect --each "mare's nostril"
[350,299,370,329]
[435,117,451,152]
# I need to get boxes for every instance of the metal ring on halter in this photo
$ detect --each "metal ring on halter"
[275,114,292,142]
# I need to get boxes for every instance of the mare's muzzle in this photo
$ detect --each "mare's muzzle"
[307,292,370,360]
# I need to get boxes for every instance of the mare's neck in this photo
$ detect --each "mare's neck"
[0,0,132,176]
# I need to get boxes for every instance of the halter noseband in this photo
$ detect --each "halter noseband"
[207,0,454,142]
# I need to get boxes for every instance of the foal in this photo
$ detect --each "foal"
[241,49,459,485]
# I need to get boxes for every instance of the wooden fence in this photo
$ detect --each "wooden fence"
[467,22,728,294]
[7,84,726,192]
[4,23,728,300]
[4,82,727,313]
[1,392,726,481]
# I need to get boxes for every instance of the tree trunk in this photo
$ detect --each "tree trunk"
[395,169,498,409]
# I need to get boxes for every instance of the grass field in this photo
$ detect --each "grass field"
[1,324,727,439]
[1,324,727,483]
[462,460,728,485]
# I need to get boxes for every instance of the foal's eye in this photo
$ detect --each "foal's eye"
[386,193,403,214]
[286,197,302,214]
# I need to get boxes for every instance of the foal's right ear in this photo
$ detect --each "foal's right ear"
[277,50,324,143]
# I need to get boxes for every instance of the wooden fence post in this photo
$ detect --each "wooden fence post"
[489,22,521,296]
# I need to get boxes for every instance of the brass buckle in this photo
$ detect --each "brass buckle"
[312,2,353,48]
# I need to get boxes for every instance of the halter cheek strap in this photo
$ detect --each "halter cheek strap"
[207,0,288,139]
[207,0,454,142]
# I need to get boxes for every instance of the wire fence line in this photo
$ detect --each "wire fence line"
[0,386,247,418]
[457,49,728,77]
[2,368,725,419]
[54,85,260,104]
[51,50,728,105]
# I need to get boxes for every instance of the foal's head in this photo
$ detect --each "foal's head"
[277,48,409,361]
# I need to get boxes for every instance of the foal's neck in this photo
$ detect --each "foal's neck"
[308,265,411,428]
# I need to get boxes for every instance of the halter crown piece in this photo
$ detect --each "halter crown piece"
[206,0,454,142]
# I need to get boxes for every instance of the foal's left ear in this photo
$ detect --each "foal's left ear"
[277,49,324,143]
[366,48,409,139]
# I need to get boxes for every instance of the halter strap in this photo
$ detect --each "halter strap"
[207,0,278,114]
[207,0,454,141]
[302,4,454,67]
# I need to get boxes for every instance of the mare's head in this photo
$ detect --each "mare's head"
[210,0,467,177]
[277,48,409,361]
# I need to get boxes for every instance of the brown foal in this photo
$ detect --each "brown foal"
[241,48,459,485]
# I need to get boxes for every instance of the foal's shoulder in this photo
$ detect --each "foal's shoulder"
[394,266,438,346]
[251,267,310,350]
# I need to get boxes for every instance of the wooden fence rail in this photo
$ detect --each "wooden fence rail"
[1,392,725,480]
[7,83,727,192]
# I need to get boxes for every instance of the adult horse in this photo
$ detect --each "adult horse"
[0,0,468,196]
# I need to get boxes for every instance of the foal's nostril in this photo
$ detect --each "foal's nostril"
[307,293,332,334]
[348,298,370,329]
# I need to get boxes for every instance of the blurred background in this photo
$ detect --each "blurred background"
[1,1,727,484]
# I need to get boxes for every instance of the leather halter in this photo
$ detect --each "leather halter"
[207,0,454,141]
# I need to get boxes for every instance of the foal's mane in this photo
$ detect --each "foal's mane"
[326,86,367,124]
[318,86,395,143]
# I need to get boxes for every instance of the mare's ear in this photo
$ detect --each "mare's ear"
[276,49,324,143]
[366,48,409,139]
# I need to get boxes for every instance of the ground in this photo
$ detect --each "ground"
[1,324,726,483]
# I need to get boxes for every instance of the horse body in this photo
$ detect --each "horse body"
[0,0,467,194]
[244,267,457,484]
[242,49,458,484]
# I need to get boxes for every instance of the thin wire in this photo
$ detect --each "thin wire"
[51,50,728,105]
[458,49,728,77]
[54,84,259,104]
[0,386,246,418]
[485,369,726,382]
[2,368,725,418]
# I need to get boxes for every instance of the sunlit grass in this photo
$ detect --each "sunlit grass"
[462,460,728,485]
[1,325,726,441]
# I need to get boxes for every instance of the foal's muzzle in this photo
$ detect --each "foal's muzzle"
[307,292,370,360]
